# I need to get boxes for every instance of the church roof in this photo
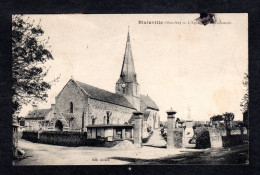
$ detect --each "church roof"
[120,30,137,83]
[26,108,52,119]
[140,94,159,111]
[128,111,151,124]
[76,80,136,109]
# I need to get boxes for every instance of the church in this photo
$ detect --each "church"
[25,30,160,133]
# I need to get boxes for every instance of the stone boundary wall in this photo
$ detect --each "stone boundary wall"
[208,127,225,148]
[194,127,247,148]
[21,131,125,147]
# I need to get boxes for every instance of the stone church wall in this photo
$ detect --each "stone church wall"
[88,98,135,125]
[54,80,89,131]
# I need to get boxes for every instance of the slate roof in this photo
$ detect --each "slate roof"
[26,109,52,119]
[140,94,159,111]
[76,80,136,109]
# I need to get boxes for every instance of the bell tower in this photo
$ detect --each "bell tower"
[116,28,140,110]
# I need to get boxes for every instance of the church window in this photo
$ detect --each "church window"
[70,102,73,113]
[92,118,96,125]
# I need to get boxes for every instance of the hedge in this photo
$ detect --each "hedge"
[173,128,184,148]
[222,135,244,147]
[21,130,125,147]
[22,131,39,143]
[38,131,88,147]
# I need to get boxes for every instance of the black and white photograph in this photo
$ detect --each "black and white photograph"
[12,14,248,165]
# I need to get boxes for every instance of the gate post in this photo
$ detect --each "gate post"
[133,111,143,148]
[166,109,177,149]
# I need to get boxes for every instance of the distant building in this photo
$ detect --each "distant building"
[24,104,54,130]
[25,30,160,133]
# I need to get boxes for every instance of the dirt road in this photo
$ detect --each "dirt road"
[143,128,166,148]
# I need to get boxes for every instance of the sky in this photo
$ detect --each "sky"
[18,14,248,121]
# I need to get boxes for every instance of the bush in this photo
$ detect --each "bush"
[222,135,243,147]
[173,128,183,148]
[194,127,211,148]
[22,131,39,142]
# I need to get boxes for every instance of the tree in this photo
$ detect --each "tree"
[223,112,235,136]
[223,112,234,127]
[12,15,57,115]
[240,73,248,113]
[210,115,223,122]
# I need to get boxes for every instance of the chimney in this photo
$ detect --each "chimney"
[51,104,55,110]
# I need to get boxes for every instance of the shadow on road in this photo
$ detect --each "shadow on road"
[143,145,167,149]
[109,144,248,165]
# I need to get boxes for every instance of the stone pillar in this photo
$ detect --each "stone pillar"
[133,111,143,148]
[113,128,116,140]
[166,109,176,149]
[122,128,126,140]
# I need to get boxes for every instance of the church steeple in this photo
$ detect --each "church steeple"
[116,28,140,110]
[120,27,137,83]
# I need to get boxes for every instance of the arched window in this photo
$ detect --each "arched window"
[70,102,73,113]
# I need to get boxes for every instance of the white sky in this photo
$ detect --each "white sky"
[19,14,248,121]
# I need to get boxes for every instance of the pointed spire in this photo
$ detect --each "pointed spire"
[120,27,136,82]
[127,26,130,42]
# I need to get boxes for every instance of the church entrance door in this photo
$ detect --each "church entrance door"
[55,120,63,132]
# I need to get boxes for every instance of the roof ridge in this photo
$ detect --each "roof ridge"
[140,94,159,111]
[73,79,91,96]
[76,80,125,97]
[75,80,136,109]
